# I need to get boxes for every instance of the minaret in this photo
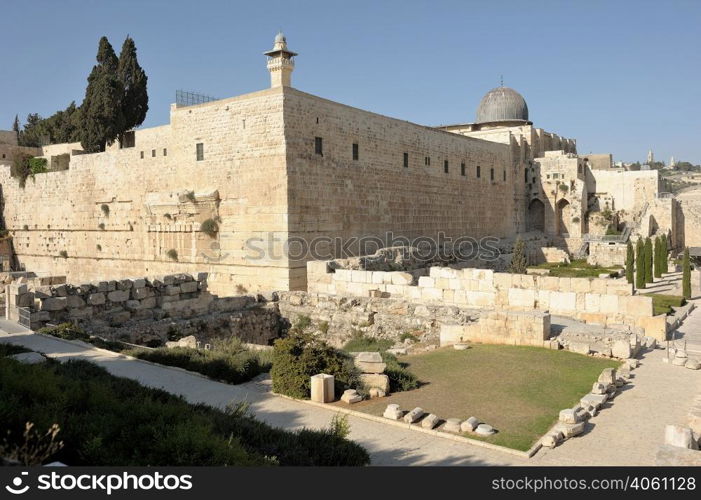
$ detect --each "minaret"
[647,149,654,165]
[670,156,676,168]
[264,32,297,88]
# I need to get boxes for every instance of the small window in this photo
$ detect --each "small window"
[490,168,494,181]
[476,165,481,178]
[151,149,156,158]
[424,156,430,166]
[444,160,449,174]
[1,154,5,159]
[460,162,465,176]
[314,137,323,156]
[140,151,144,159]
[163,148,167,156]
[121,131,136,148]
[196,143,204,161]
[352,143,359,161]
[525,169,528,183]
[503,170,506,181]
[403,152,409,168]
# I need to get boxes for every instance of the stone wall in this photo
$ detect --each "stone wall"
[6,273,281,346]
[307,261,665,339]
[440,310,550,347]
[587,169,659,212]
[587,241,628,267]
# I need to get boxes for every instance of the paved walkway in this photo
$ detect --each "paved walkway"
[1,310,700,466]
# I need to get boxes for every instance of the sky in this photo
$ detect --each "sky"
[1,0,700,164]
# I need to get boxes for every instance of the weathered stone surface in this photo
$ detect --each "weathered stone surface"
[355,361,387,374]
[41,297,67,311]
[655,444,701,466]
[672,357,687,366]
[368,387,386,399]
[359,373,390,393]
[180,281,199,294]
[87,292,106,305]
[555,421,585,438]
[591,382,607,395]
[580,393,607,409]
[453,343,470,350]
[383,404,403,420]
[107,290,129,303]
[540,432,562,448]
[340,389,362,404]
[685,358,701,370]
[403,407,425,424]
[422,413,440,429]
[310,373,334,403]
[569,342,590,355]
[461,416,480,432]
[598,367,616,386]
[10,352,46,364]
[612,340,631,359]
[559,408,580,424]
[442,418,462,433]
[664,425,698,450]
[475,424,495,436]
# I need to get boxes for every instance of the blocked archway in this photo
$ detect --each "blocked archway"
[556,198,572,236]
[527,198,545,232]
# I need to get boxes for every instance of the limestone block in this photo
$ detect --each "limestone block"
[540,432,562,448]
[571,278,591,293]
[421,288,443,301]
[555,421,585,438]
[310,374,335,403]
[180,281,198,294]
[165,285,180,296]
[612,340,631,359]
[117,279,133,290]
[569,342,590,355]
[125,300,142,312]
[40,297,67,311]
[383,404,403,420]
[461,416,480,432]
[368,388,386,398]
[549,291,577,312]
[475,424,495,436]
[559,408,580,424]
[139,297,157,309]
[107,290,129,303]
[359,374,390,393]
[422,414,440,429]
[340,389,362,404]
[403,407,425,423]
[584,293,601,312]
[132,287,154,300]
[591,382,607,395]
[417,276,434,288]
[391,272,413,285]
[685,359,701,370]
[442,418,462,433]
[66,295,85,308]
[16,293,34,307]
[351,270,369,283]
[598,367,617,386]
[508,288,535,308]
[133,278,147,288]
[599,294,619,314]
[54,284,68,297]
[664,425,698,450]
[580,393,607,409]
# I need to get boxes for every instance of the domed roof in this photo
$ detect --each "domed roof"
[274,31,286,43]
[475,86,529,124]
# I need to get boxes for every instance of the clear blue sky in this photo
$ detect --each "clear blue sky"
[2,0,700,164]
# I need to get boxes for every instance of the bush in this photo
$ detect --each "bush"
[0,357,369,465]
[200,218,218,238]
[10,154,48,188]
[58,250,68,259]
[100,204,110,216]
[38,323,128,352]
[166,248,178,261]
[125,338,272,385]
[271,332,359,399]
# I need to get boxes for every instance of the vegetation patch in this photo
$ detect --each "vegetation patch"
[100,204,110,216]
[200,218,219,238]
[0,353,369,465]
[125,338,273,385]
[529,259,622,278]
[347,345,619,451]
[643,293,686,316]
[166,248,178,261]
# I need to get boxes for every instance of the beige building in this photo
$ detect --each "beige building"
[0,33,687,293]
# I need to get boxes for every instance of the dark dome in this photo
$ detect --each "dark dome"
[475,86,529,124]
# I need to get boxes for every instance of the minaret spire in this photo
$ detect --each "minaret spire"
[264,32,297,88]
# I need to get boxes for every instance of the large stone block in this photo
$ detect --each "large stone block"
[107,290,130,303]
[359,373,390,393]
[40,297,67,311]
[87,292,106,305]
[310,373,335,403]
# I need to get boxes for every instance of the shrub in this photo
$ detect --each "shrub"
[96,244,102,251]
[200,218,219,238]
[10,154,48,188]
[164,213,172,220]
[38,323,127,352]
[399,332,419,343]
[682,247,691,299]
[98,223,105,230]
[166,248,178,261]
[0,357,369,465]
[318,320,329,334]
[235,284,248,294]
[341,334,419,392]
[58,250,68,259]
[22,224,29,231]
[509,237,528,274]
[294,314,312,332]
[343,334,393,353]
[271,332,359,399]
[185,190,196,202]
[100,204,110,216]
[125,338,272,385]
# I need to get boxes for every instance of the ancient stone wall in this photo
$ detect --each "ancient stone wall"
[587,169,659,213]
[307,261,665,338]
[587,241,628,267]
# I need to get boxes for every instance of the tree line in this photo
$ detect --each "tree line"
[625,234,692,299]
[13,36,148,153]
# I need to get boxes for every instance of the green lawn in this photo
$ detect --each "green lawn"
[642,293,686,316]
[528,259,622,278]
[344,345,620,451]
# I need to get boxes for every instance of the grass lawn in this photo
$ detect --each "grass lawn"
[344,345,620,451]
[642,293,686,316]
[528,259,622,278]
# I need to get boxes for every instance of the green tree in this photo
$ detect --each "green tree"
[644,237,653,284]
[625,240,635,285]
[12,115,20,141]
[682,247,691,299]
[660,234,668,274]
[635,238,646,289]
[117,36,148,144]
[509,237,528,274]
[79,37,125,152]
[654,236,662,278]
[17,113,46,147]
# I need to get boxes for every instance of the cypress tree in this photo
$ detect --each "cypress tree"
[12,115,20,140]
[644,237,653,284]
[79,37,125,152]
[660,234,668,274]
[654,236,662,278]
[635,238,646,289]
[682,247,691,299]
[117,36,148,143]
[625,240,635,285]
[509,237,528,274]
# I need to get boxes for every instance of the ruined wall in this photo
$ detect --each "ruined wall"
[0,87,291,295]
[307,261,665,338]
[587,169,659,213]
[587,241,628,267]
[283,88,520,290]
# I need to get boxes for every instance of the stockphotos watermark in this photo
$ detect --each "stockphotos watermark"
[199,231,502,263]
[4,470,193,496]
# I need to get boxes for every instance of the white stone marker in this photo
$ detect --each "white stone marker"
[310,373,335,403]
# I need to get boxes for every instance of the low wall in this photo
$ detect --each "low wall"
[5,273,282,346]
[307,261,665,339]
[587,241,627,267]
[440,310,551,347]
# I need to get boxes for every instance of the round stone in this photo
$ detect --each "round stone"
[453,343,470,350]
[475,424,496,436]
